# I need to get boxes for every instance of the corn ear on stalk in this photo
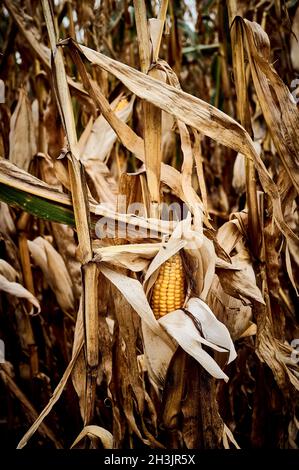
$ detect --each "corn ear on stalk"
[151,252,186,319]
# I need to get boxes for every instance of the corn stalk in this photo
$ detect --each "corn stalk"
[41,0,98,425]
[134,0,169,218]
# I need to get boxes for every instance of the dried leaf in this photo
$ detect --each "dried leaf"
[141,322,175,388]
[0,202,16,236]
[207,275,252,341]
[217,264,265,305]
[9,88,36,171]
[158,300,234,382]
[235,18,299,195]
[285,242,299,296]
[17,335,83,448]
[144,215,191,294]
[99,265,169,341]
[290,6,299,72]
[94,243,161,271]
[74,40,298,245]
[81,96,135,163]
[0,273,40,314]
[71,425,113,449]
[28,237,75,314]
[223,423,240,449]
[0,259,19,282]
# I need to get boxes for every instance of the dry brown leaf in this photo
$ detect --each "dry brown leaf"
[81,95,135,164]
[0,273,40,314]
[235,18,299,196]
[3,0,89,98]
[71,425,113,449]
[143,66,165,217]
[80,95,134,204]
[51,222,81,299]
[28,237,75,314]
[100,265,170,341]
[157,60,205,231]
[207,275,252,341]
[0,158,176,238]
[223,423,240,449]
[70,40,299,245]
[159,297,236,381]
[184,235,216,300]
[291,6,299,72]
[239,322,257,338]
[9,88,36,172]
[71,298,87,420]
[217,218,244,255]
[0,203,16,236]
[217,261,265,306]
[93,243,161,271]
[285,242,299,296]
[0,259,19,282]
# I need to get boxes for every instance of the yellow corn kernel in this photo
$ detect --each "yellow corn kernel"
[150,252,186,319]
[113,97,129,112]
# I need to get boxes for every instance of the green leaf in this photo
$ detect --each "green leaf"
[0,183,76,227]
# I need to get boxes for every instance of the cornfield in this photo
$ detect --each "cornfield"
[0,0,299,450]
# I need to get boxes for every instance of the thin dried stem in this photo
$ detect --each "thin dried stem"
[41,0,98,424]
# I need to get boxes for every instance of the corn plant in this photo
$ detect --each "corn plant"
[0,0,298,449]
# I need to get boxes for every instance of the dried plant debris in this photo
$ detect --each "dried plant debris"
[0,0,298,450]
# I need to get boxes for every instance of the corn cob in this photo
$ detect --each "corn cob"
[151,252,186,319]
